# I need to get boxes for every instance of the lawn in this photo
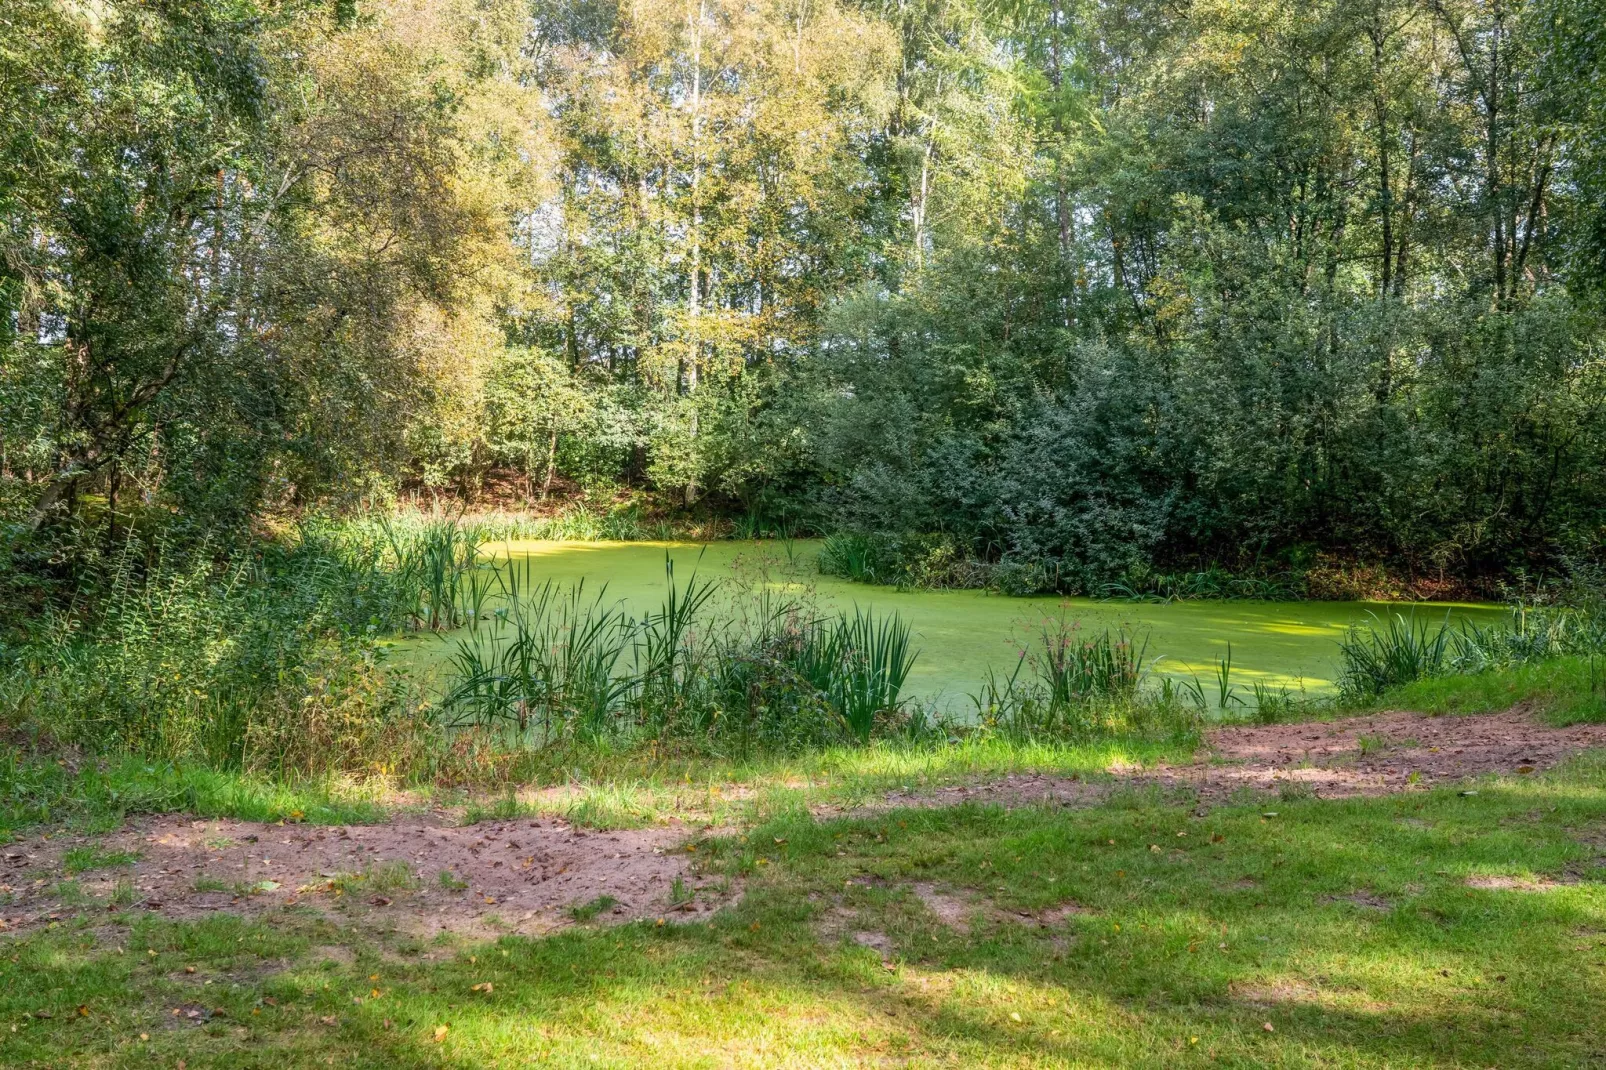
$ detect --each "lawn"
[1,730,1602,1067]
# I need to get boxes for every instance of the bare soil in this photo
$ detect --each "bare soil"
[5,707,1602,941]
[864,706,1606,812]
[0,812,728,940]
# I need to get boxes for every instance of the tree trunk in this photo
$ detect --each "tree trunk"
[541,430,558,501]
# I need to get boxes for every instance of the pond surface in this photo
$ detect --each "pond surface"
[397,540,1504,707]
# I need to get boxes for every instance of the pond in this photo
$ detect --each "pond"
[394,540,1505,708]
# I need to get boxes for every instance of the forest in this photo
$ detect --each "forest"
[5,0,1606,592]
[3,1,1606,1065]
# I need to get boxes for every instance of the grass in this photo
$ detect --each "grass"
[0,752,394,840]
[61,845,140,875]
[327,861,419,898]
[449,731,1197,831]
[567,894,619,922]
[0,749,1602,1066]
[1379,653,1606,725]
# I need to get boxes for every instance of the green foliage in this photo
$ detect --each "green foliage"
[1339,613,1462,699]
[441,556,919,755]
[1340,594,1606,701]
[808,609,919,745]
[443,580,635,744]
[969,618,1199,743]
[5,0,1606,597]
[0,535,436,778]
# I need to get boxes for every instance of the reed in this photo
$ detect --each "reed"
[1337,612,1454,698]
[438,554,921,753]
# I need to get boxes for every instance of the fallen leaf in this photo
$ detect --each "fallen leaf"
[1009,1012,1022,1022]
[1262,1022,1274,1032]
[433,1024,449,1042]
[471,982,493,993]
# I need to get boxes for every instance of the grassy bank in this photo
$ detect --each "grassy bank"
[0,508,1597,842]
[1381,655,1606,726]
[1,746,1601,1067]
[1,521,1603,1066]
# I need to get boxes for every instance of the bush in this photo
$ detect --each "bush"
[0,535,437,779]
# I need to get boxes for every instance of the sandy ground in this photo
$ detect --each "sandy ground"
[4,706,1603,939]
[1,814,727,941]
[856,705,1606,812]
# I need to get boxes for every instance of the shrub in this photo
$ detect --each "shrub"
[0,535,437,779]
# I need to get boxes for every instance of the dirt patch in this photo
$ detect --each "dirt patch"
[1231,979,1325,1007]
[851,929,894,954]
[1037,901,1094,923]
[1464,875,1569,892]
[1177,707,1606,800]
[910,883,976,932]
[1324,891,1392,911]
[1230,978,1389,1013]
[908,883,1084,933]
[0,813,730,940]
[814,903,894,956]
[854,708,1606,812]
